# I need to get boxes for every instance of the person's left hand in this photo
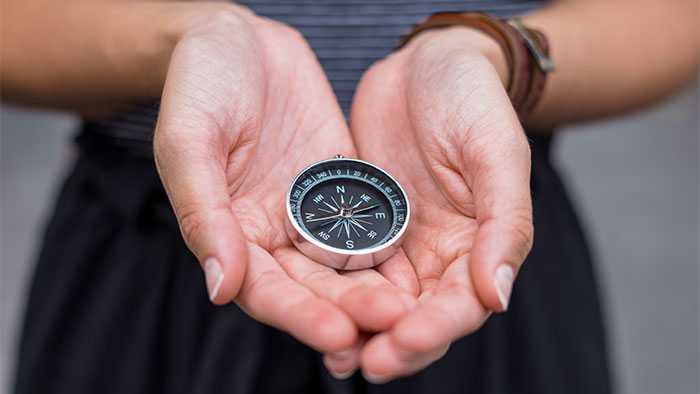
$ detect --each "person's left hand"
[325,27,534,382]
[154,8,419,359]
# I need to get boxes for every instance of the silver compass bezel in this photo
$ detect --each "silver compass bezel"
[285,157,411,270]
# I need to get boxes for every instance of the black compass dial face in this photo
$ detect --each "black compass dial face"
[288,159,409,252]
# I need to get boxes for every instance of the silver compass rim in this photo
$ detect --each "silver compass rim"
[285,156,411,262]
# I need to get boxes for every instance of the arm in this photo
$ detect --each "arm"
[0,0,243,111]
[341,0,697,381]
[3,0,420,357]
[524,0,699,128]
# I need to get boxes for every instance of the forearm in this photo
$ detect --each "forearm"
[0,1,243,112]
[523,0,699,129]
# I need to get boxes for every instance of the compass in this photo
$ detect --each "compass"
[286,156,410,270]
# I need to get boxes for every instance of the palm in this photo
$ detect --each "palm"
[349,35,532,379]
[351,53,487,331]
[226,44,409,350]
[155,14,417,355]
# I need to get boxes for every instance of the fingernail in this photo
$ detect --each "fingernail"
[324,350,357,380]
[204,258,224,302]
[329,369,355,380]
[494,265,514,311]
[363,371,390,385]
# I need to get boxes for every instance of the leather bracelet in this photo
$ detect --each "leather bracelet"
[398,12,555,120]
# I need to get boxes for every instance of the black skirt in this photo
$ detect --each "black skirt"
[13,130,613,394]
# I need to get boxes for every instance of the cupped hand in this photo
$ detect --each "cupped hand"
[346,27,534,381]
[154,6,418,356]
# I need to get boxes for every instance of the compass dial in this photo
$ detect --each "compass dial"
[287,158,409,259]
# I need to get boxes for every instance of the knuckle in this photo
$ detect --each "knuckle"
[177,206,209,249]
[175,204,229,252]
[510,216,535,262]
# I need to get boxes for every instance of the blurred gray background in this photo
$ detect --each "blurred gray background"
[1,84,698,393]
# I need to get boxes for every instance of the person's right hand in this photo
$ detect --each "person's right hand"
[153,5,418,358]
[344,26,534,381]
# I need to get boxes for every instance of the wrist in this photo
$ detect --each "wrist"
[105,2,255,99]
[399,13,553,124]
[401,26,510,87]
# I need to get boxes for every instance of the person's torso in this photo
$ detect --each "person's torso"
[82,0,544,152]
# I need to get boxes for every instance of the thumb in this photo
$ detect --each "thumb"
[464,129,534,312]
[154,116,249,305]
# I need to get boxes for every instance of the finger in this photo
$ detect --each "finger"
[361,256,489,380]
[341,268,418,331]
[237,243,357,353]
[462,128,534,312]
[323,334,370,380]
[374,248,420,297]
[341,283,417,332]
[154,116,251,305]
[360,333,449,384]
[276,248,417,332]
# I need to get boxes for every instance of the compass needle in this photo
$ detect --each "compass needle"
[349,218,368,232]
[305,213,341,222]
[322,201,339,212]
[336,221,344,238]
[344,220,351,239]
[330,196,340,209]
[352,203,381,214]
[328,218,343,234]
[350,223,362,237]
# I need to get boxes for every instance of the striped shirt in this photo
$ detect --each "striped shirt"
[83,0,543,152]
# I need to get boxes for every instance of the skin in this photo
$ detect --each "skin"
[2,0,698,384]
[325,28,533,381]
[524,0,699,129]
[153,10,420,355]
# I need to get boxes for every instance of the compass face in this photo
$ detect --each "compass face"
[287,158,409,255]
